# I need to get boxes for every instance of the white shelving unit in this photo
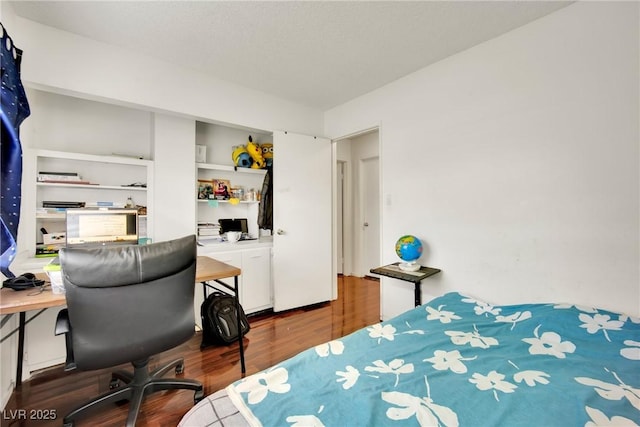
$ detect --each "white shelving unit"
[196,162,267,174]
[194,122,273,314]
[197,200,260,204]
[194,123,270,238]
[196,163,265,238]
[22,149,154,260]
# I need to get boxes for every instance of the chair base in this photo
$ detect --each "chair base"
[63,358,204,427]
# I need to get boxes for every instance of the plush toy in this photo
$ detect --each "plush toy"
[232,145,252,168]
[246,136,265,169]
[261,143,273,167]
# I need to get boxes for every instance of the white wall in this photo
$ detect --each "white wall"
[152,113,195,242]
[326,2,640,319]
[20,89,153,157]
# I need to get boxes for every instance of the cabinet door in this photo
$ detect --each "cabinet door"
[272,131,332,311]
[241,248,272,314]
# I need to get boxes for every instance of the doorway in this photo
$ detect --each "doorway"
[334,129,380,278]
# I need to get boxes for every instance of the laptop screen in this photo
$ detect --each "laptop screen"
[218,218,248,234]
[66,208,139,247]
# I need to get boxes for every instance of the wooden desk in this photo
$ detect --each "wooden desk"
[370,262,441,307]
[0,256,243,386]
[0,273,65,314]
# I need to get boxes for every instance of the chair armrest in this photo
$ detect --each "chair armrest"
[55,309,69,336]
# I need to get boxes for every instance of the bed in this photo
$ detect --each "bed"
[179,291,640,426]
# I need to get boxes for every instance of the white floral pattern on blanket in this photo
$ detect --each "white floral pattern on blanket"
[227,292,640,426]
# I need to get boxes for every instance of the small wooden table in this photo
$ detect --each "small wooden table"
[1,256,243,386]
[370,263,441,307]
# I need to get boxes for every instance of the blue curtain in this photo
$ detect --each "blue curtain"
[0,23,30,277]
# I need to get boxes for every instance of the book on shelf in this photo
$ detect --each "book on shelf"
[39,180,95,185]
[85,201,126,208]
[42,201,85,208]
[38,171,82,182]
[37,207,67,214]
[198,222,220,228]
[35,243,63,257]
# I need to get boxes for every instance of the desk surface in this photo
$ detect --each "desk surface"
[196,256,241,282]
[0,256,240,315]
[0,273,65,315]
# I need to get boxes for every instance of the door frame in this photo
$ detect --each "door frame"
[336,161,345,275]
[332,126,382,289]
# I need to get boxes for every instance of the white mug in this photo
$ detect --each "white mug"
[226,231,241,243]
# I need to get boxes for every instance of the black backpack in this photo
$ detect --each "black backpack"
[200,292,250,347]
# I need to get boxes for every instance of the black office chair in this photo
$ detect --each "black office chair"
[55,235,204,427]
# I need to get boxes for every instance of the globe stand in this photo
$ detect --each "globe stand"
[398,261,420,272]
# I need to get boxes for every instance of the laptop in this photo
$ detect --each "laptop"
[218,218,257,241]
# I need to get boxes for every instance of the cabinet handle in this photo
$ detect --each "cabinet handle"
[276,229,285,235]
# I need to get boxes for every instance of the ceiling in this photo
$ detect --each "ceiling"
[10,1,572,110]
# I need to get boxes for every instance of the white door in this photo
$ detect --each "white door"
[272,131,332,311]
[362,156,380,275]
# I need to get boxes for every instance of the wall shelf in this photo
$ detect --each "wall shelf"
[197,199,258,204]
[24,148,154,258]
[196,162,267,175]
[36,182,148,191]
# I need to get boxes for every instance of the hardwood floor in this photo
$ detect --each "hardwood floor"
[2,275,380,427]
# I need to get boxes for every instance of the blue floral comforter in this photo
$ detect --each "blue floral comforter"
[227,292,640,426]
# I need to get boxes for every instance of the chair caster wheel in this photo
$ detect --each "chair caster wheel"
[175,363,184,375]
[109,378,120,389]
[194,389,204,404]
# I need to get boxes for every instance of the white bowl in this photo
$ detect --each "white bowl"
[226,231,241,243]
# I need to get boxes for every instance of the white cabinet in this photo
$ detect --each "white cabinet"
[22,149,154,259]
[241,248,272,313]
[196,245,272,318]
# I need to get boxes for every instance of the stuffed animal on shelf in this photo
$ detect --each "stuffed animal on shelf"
[246,135,265,169]
[261,143,273,167]
[232,144,252,168]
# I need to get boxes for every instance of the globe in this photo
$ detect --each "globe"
[395,235,423,271]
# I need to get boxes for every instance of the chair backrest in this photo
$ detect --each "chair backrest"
[59,235,197,371]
